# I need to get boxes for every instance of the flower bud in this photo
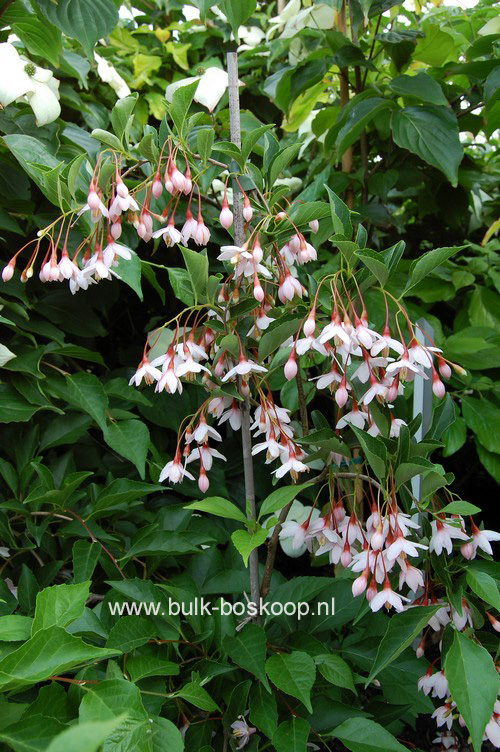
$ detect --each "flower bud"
[460,542,474,560]
[366,578,377,602]
[243,195,253,222]
[432,374,445,399]
[116,180,128,198]
[352,572,368,597]
[341,547,352,568]
[219,205,233,229]
[309,219,319,233]
[303,311,316,338]
[111,220,122,240]
[152,179,163,199]
[87,190,100,210]
[284,351,298,381]
[171,168,186,193]
[335,384,348,408]
[415,637,425,659]
[438,357,451,380]
[253,281,264,302]
[2,261,15,282]
[198,468,209,493]
[451,362,467,377]
[275,211,287,221]
[371,524,384,550]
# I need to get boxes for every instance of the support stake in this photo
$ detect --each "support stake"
[226,50,260,618]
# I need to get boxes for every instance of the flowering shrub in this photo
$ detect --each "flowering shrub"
[0,2,499,752]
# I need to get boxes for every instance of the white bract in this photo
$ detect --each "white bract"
[0,43,60,126]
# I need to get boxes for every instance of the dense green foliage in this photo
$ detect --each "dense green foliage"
[0,1,498,752]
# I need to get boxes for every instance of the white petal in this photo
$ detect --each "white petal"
[26,81,61,126]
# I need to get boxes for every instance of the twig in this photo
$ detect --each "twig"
[66,509,126,580]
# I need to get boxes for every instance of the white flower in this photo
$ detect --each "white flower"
[432,704,454,730]
[159,457,194,484]
[295,336,327,356]
[408,344,442,367]
[0,43,60,126]
[192,418,222,444]
[218,402,242,431]
[230,716,256,750]
[152,223,182,247]
[0,547,10,558]
[166,67,243,112]
[186,445,226,471]
[429,519,469,555]
[94,52,131,99]
[279,520,308,550]
[336,406,368,430]
[361,379,388,405]
[369,583,410,612]
[385,357,427,380]
[129,357,162,386]
[472,526,500,555]
[399,561,424,593]
[484,716,500,747]
[103,241,132,267]
[386,534,428,561]
[274,451,309,479]
[371,335,405,357]
[222,357,267,382]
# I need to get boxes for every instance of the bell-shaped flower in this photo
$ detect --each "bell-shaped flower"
[222,355,267,382]
[166,67,242,112]
[0,43,61,126]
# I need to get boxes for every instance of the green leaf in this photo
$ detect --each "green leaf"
[111,94,138,142]
[173,680,218,711]
[336,97,392,158]
[180,246,209,301]
[325,185,352,240]
[91,479,162,517]
[90,128,123,152]
[268,144,302,189]
[315,654,356,694]
[258,317,302,361]
[196,129,214,165]
[0,626,119,692]
[466,569,500,611]
[36,0,119,59]
[66,373,109,432]
[445,631,499,752]
[355,249,389,286]
[265,651,316,713]
[231,527,268,567]
[249,683,278,739]
[224,625,271,690]
[413,23,455,67]
[126,656,179,682]
[391,106,463,186]
[333,718,408,752]
[11,14,62,68]
[103,420,150,479]
[350,426,387,481]
[32,582,90,633]
[272,718,310,752]
[241,124,275,163]
[106,616,155,653]
[167,267,195,306]
[185,496,247,524]
[259,482,311,519]
[0,615,33,642]
[366,606,440,685]
[79,679,150,748]
[220,0,257,41]
[0,715,67,751]
[114,250,143,300]
[2,135,63,205]
[170,80,199,137]
[461,396,500,454]
[389,72,448,106]
[0,384,44,423]
[45,718,126,752]
[403,246,462,294]
[440,500,480,515]
[73,541,100,584]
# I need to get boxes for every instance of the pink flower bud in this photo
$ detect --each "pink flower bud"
[219,206,233,229]
[275,211,287,221]
[284,352,298,381]
[415,638,425,658]
[432,375,445,399]
[371,525,384,550]
[171,168,186,193]
[87,190,100,210]
[366,579,377,602]
[243,196,253,222]
[352,572,368,597]
[341,548,352,567]
[303,311,316,337]
[254,282,264,303]
[152,179,163,199]
[387,378,399,403]
[335,384,348,408]
[165,179,174,194]
[2,261,15,282]
[111,220,122,240]
[460,542,474,560]
[438,358,452,380]
[116,180,128,198]
[309,219,319,233]
[198,469,209,493]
